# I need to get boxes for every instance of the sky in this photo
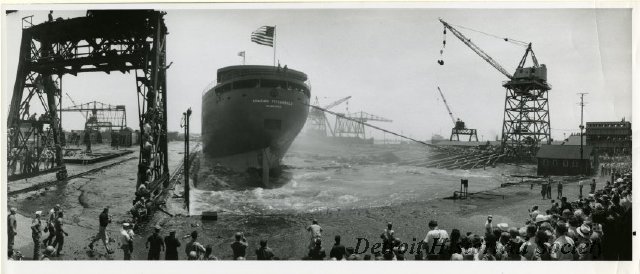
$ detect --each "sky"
[2,7,632,141]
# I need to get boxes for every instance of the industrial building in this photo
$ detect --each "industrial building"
[535,145,596,176]
[585,120,632,156]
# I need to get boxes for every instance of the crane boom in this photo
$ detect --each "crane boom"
[437,86,456,125]
[439,18,513,79]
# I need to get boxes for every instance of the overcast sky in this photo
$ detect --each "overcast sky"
[2,7,632,141]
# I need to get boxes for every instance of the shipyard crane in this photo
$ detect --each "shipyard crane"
[437,86,478,141]
[334,111,392,139]
[307,96,351,136]
[438,18,550,160]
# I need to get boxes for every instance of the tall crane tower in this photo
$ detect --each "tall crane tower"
[437,86,478,141]
[439,18,551,161]
[306,96,351,136]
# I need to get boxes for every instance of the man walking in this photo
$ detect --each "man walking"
[8,208,17,252]
[31,211,43,260]
[44,204,61,246]
[146,225,165,260]
[590,179,596,194]
[164,229,181,260]
[51,212,69,256]
[89,207,114,254]
[546,178,553,199]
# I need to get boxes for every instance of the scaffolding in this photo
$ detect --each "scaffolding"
[7,10,169,189]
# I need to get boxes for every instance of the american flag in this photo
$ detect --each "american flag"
[251,26,275,47]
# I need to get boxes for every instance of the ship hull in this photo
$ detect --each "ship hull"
[201,66,310,176]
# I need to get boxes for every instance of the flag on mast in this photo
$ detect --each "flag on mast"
[251,26,275,47]
[238,51,245,57]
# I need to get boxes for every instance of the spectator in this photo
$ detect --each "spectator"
[519,225,538,260]
[308,239,326,260]
[89,207,114,254]
[230,232,248,260]
[255,239,274,260]
[146,225,164,260]
[8,208,17,253]
[459,236,476,260]
[31,211,43,260]
[329,235,347,260]
[306,219,322,250]
[164,230,181,260]
[185,231,206,259]
[448,229,462,257]
[51,211,68,256]
[423,220,449,260]
[381,222,395,251]
[204,245,219,260]
[119,223,133,260]
[551,222,575,260]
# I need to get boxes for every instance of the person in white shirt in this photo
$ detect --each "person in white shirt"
[423,220,449,260]
[551,222,575,260]
[120,223,134,260]
[306,219,322,250]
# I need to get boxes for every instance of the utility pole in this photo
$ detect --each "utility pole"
[181,108,192,208]
[578,93,587,174]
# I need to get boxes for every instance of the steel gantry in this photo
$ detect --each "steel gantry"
[7,10,170,191]
[439,18,551,161]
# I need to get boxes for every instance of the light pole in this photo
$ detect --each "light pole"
[181,108,192,208]
[578,93,587,174]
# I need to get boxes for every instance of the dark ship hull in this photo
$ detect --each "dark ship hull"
[201,65,310,183]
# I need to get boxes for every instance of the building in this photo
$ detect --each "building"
[585,120,631,155]
[536,145,595,176]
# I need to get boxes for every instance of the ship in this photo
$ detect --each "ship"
[201,65,310,186]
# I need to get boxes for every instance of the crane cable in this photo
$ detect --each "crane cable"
[438,22,529,66]
[451,23,529,47]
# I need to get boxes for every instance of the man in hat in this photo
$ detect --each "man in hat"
[120,223,134,260]
[8,207,17,252]
[230,232,248,260]
[146,225,165,260]
[185,231,205,259]
[164,229,181,260]
[306,219,322,250]
[41,246,55,260]
[89,207,114,254]
[575,224,593,260]
[31,211,43,260]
